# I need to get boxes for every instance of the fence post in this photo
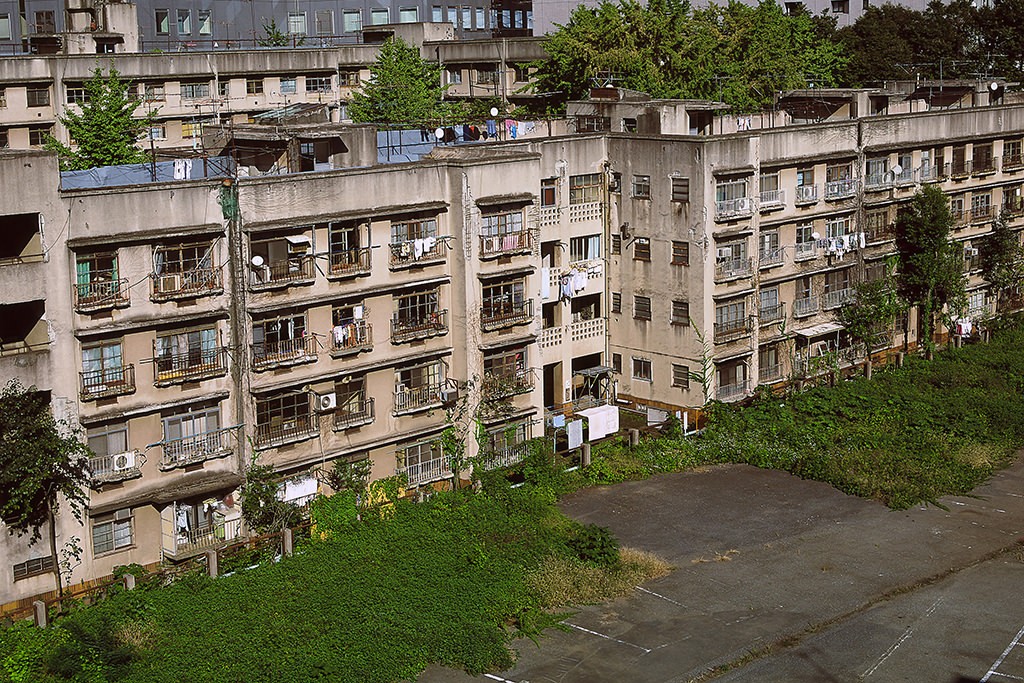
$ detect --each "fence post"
[206,550,218,578]
[629,429,640,447]
[581,443,591,467]
[124,573,136,591]
[33,600,47,628]
[896,351,905,367]
[282,527,293,557]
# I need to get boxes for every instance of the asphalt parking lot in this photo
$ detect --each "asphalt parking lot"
[418,459,1024,683]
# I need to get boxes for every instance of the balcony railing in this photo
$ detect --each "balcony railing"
[794,241,818,260]
[481,298,533,331]
[824,179,858,199]
[249,256,316,290]
[254,413,318,448]
[389,238,449,268]
[864,172,891,190]
[717,380,748,402]
[970,204,994,222]
[481,367,536,399]
[795,184,819,204]
[950,208,969,228]
[402,453,451,487]
[330,320,372,356]
[793,296,819,317]
[151,268,223,301]
[88,452,142,484]
[759,189,785,210]
[972,158,996,175]
[569,317,605,341]
[714,197,754,220]
[946,161,970,178]
[391,310,448,343]
[333,397,375,430]
[154,347,229,385]
[1002,153,1024,172]
[480,442,530,469]
[759,363,784,383]
[538,326,563,348]
[328,248,372,278]
[394,382,445,414]
[80,364,135,400]
[714,317,751,342]
[480,231,532,258]
[919,165,940,183]
[160,427,235,469]
[715,257,753,281]
[165,515,243,559]
[74,278,130,312]
[823,288,855,310]
[252,336,318,371]
[1002,198,1024,218]
[759,248,784,268]
[894,168,915,186]
[759,303,785,326]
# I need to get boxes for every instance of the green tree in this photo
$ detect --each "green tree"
[836,277,903,377]
[44,67,155,171]
[0,379,92,597]
[239,454,302,534]
[348,37,445,125]
[257,18,300,47]
[894,184,967,357]
[979,210,1024,307]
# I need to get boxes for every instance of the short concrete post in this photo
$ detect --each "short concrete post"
[206,550,218,578]
[32,601,47,628]
[682,410,689,434]
[864,361,872,380]
[896,351,905,368]
[282,527,293,557]
[629,429,640,447]
[581,443,592,467]
[123,573,136,591]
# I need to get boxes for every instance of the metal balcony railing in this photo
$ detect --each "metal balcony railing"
[946,161,970,178]
[154,348,229,385]
[479,442,530,469]
[151,267,223,301]
[88,451,142,484]
[714,317,751,342]
[394,382,445,414]
[759,303,786,326]
[894,168,915,186]
[795,241,818,260]
[333,397,375,431]
[252,336,318,370]
[80,364,135,400]
[759,189,785,210]
[864,172,891,190]
[480,231,532,258]
[1003,153,1024,171]
[759,364,784,383]
[481,298,533,330]
[918,165,940,183]
[165,516,243,558]
[390,310,448,343]
[793,296,819,317]
[330,320,372,356]
[481,367,536,399]
[970,204,994,222]
[402,454,451,487]
[160,427,235,469]
[795,184,819,204]
[714,197,754,219]
[717,380,749,402]
[759,248,784,268]
[389,238,448,268]
[74,278,130,312]
[254,413,318,448]
[715,257,753,281]
[249,256,315,290]
[328,248,372,278]
[823,288,855,310]
[972,158,996,175]
[825,179,858,199]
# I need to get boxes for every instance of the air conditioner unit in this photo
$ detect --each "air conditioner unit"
[112,451,136,472]
[157,272,181,292]
[317,392,337,412]
[440,387,458,406]
[965,247,979,257]
[735,197,751,212]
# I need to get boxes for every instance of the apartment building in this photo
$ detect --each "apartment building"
[4,84,1023,607]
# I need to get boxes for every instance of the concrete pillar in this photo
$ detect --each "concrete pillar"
[864,361,872,380]
[33,600,47,628]
[124,573,136,591]
[896,351,905,368]
[206,550,218,578]
[282,527,293,557]
[629,429,639,447]
[581,443,591,467]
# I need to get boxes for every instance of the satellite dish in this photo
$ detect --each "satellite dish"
[990,81,1000,92]
[251,255,265,267]
[434,127,445,141]
[891,164,903,176]
[812,232,821,240]
[489,107,499,117]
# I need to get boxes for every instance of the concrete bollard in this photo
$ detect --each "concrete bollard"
[33,600,47,628]
[282,527,293,557]
[864,361,872,380]
[123,573,136,591]
[581,443,592,467]
[896,351,905,368]
[629,429,639,447]
[206,550,218,578]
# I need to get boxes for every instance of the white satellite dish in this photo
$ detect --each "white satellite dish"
[489,107,499,117]
[251,255,265,267]
[812,231,821,240]
[990,81,1000,92]
[891,164,903,176]
[434,127,445,141]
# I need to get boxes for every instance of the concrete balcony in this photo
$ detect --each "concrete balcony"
[759,189,785,211]
[714,197,754,221]
[254,414,318,449]
[481,367,536,400]
[151,267,223,302]
[481,298,533,331]
[715,257,753,282]
[479,442,530,469]
[480,231,532,258]
[822,288,855,310]
[793,296,819,318]
[160,427,235,470]
[332,397,375,431]
[252,336,319,371]
[759,248,784,269]
[758,363,784,384]
[249,256,315,291]
[88,451,142,485]
[759,303,786,327]
[794,184,819,205]
[825,179,859,200]
[401,453,451,487]
[389,238,448,269]
[329,320,372,357]
[390,310,448,344]
[717,380,749,402]
[74,278,130,313]
[569,317,606,342]
[80,364,136,401]
[327,248,372,279]
[538,326,563,349]
[393,382,445,415]
[714,317,752,343]
[154,348,229,386]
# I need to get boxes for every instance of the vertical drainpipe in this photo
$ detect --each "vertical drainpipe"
[221,177,249,479]
[602,142,614,402]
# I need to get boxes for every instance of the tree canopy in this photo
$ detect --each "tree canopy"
[44,67,154,171]
[979,209,1024,303]
[348,37,445,125]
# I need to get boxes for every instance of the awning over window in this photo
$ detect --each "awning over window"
[795,322,844,338]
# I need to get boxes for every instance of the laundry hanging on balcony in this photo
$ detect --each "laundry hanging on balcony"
[559,269,588,302]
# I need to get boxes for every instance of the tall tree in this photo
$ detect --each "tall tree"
[893,185,967,357]
[0,380,92,597]
[348,37,445,125]
[979,210,1024,308]
[836,277,903,378]
[44,67,155,171]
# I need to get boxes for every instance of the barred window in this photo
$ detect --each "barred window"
[672,364,690,388]
[611,292,621,313]
[633,237,651,261]
[671,176,690,202]
[672,241,689,265]
[671,300,690,325]
[632,174,651,199]
[634,295,652,321]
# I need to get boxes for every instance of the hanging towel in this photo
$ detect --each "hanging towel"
[184,158,193,179]
[413,239,425,259]
[173,159,186,180]
[540,267,551,299]
[567,419,584,449]
[572,270,588,294]
[859,232,866,248]
[486,119,497,137]
[422,236,437,254]
[560,275,574,301]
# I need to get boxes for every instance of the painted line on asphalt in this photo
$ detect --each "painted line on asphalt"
[862,597,943,678]
[483,674,520,683]
[981,622,1024,682]
[635,585,686,607]
[563,622,652,654]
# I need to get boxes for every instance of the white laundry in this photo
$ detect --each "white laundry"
[567,419,584,449]
[572,270,588,294]
[540,267,551,299]
[173,159,186,180]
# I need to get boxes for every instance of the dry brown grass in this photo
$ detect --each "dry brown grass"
[113,618,158,650]
[528,547,673,607]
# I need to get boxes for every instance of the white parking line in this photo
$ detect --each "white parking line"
[981,623,1024,682]
[483,674,520,683]
[562,622,652,654]
[635,585,685,607]
[862,597,943,678]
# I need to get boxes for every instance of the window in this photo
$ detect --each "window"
[339,71,360,87]
[342,10,362,32]
[446,68,463,85]
[541,178,556,207]
[82,340,124,390]
[315,9,333,34]
[672,364,690,388]
[400,439,446,485]
[156,326,219,377]
[671,176,690,202]
[253,313,308,356]
[448,7,458,24]
[632,357,652,382]
[476,7,485,27]
[66,86,87,104]
[432,6,443,21]
[370,8,390,24]
[176,9,191,34]
[634,295,652,321]
[825,217,850,239]
[760,172,780,194]
[574,115,609,132]
[92,511,133,555]
[246,79,263,95]
[144,83,165,102]
[256,392,313,442]
[866,157,889,185]
[155,8,169,34]
[632,174,651,199]
[633,238,651,261]
[612,353,622,374]
[280,78,297,95]
[287,11,307,34]
[462,7,472,27]
[198,9,212,35]
[391,217,438,244]
[796,167,814,187]
[34,10,55,32]
[481,209,524,238]
[0,88,5,107]
[306,76,332,93]
[609,292,621,314]
[394,361,445,413]
[180,82,210,100]
[671,301,690,325]
[611,234,621,255]
[87,422,129,460]
[0,14,11,40]
[974,143,994,172]
[0,129,7,149]
[28,126,50,146]
[672,241,689,266]
[218,80,229,98]
[569,234,600,262]
[13,556,54,581]
[622,117,638,133]
[569,173,602,204]
[395,289,441,325]
[26,86,50,108]
[831,0,849,12]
